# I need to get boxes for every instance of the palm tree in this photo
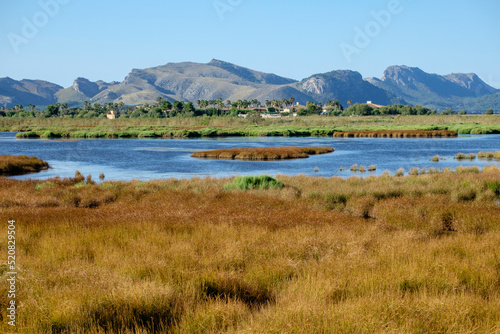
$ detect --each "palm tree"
[347,100,352,108]
[273,100,282,111]
[226,100,231,110]
[236,100,243,110]
[282,97,288,110]
[288,97,295,107]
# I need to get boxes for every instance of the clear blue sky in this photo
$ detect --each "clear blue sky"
[1,0,499,88]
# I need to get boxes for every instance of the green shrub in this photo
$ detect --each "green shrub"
[225,175,284,190]
[486,181,500,196]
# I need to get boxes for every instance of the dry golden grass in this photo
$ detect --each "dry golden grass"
[1,168,500,333]
[333,130,457,138]
[0,155,49,175]
[191,146,334,160]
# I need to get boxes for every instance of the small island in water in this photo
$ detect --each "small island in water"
[191,146,334,160]
[0,155,50,175]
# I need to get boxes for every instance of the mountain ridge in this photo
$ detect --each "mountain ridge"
[1,61,498,111]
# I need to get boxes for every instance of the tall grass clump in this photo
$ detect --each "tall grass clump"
[455,153,477,160]
[225,175,285,190]
[478,151,500,160]
[395,168,405,177]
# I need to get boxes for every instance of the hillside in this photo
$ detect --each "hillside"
[0,61,499,111]
[365,65,499,111]
[296,70,403,106]
[0,77,62,107]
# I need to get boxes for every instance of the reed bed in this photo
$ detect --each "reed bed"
[1,168,500,333]
[455,153,477,160]
[478,151,500,160]
[191,146,334,160]
[333,130,458,138]
[0,155,49,175]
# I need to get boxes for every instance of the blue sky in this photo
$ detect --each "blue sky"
[1,0,499,88]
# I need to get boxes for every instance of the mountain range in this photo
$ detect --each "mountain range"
[1,59,499,112]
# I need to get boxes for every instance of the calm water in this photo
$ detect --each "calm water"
[1,132,499,181]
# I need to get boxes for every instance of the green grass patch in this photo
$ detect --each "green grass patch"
[225,175,285,190]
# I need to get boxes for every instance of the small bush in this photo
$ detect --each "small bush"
[486,181,500,196]
[395,168,405,177]
[324,193,348,210]
[408,168,420,176]
[225,175,284,190]
[74,170,85,183]
[455,153,476,160]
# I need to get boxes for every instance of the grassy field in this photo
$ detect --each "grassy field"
[0,155,49,175]
[1,168,500,333]
[2,114,500,138]
[191,146,334,160]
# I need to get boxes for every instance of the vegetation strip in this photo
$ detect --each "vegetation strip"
[3,115,500,139]
[0,155,49,175]
[333,130,458,138]
[191,146,334,160]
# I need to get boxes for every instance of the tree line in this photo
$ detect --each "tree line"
[0,98,495,119]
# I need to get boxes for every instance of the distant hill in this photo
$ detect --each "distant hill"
[0,61,498,111]
[295,70,403,106]
[365,65,499,111]
[0,77,62,107]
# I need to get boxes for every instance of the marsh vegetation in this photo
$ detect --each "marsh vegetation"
[1,167,500,332]
[2,114,500,139]
[191,147,334,160]
[0,155,49,175]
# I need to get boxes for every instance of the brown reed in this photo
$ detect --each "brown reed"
[333,130,458,138]
[0,155,49,175]
[191,146,334,160]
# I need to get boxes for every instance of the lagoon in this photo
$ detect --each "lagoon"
[1,132,499,181]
